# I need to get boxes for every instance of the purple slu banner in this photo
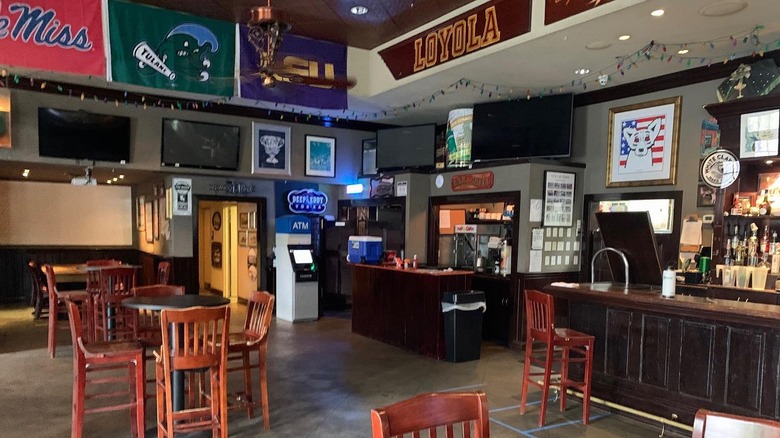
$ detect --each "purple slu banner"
[239,26,348,110]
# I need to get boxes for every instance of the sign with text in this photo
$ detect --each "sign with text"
[108,0,235,96]
[451,171,494,192]
[172,178,192,216]
[544,0,615,25]
[208,181,256,195]
[378,0,530,80]
[0,0,105,76]
[239,27,348,109]
[287,189,328,215]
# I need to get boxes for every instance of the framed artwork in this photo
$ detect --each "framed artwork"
[153,198,160,241]
[758,172,780,192]
[252,122,291,175]
[733,192,756,213]
[305,135,336,177]
[740,109,779,159]
[239,212,249,230]
[136,196,145,231]
[238,231,248,247]
[144,201,153,243]
[700,117,720,157]
[543,171,575,227]
[606,96,682,187]
[361,138,378,177]
[247,231,257,247]
[696,184,717,207]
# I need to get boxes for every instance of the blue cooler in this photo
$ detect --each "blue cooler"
[347,236,383,264]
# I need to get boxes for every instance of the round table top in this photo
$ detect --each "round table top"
[122,295,230,311]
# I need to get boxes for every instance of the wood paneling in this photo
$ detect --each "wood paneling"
[679,321,715,399]
[639,315,670,388]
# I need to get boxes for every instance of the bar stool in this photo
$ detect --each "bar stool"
[157,261,171,285]
[42,264,89,358]
[94,266,137,342]
[520,289,594,427]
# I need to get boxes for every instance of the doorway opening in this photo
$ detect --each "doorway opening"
[195,196,267,302]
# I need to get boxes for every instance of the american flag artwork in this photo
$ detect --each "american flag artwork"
[619,115,666,169]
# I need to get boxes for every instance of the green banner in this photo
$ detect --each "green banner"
[108,0,235,96]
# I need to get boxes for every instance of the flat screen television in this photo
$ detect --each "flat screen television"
[471,93,573,162]
[595,211,663,286]
[161,119,240,170]
[38,108,131,163]
[376,124,436,170]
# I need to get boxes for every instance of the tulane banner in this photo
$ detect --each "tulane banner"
[0,0,105,76]
[239,26,347,110]
[108,0,235,96]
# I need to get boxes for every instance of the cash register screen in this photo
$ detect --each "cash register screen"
[292,249,313,264]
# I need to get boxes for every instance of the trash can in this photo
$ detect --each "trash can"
[442,290,486,362]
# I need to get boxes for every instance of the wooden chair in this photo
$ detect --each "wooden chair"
[155,305,230,437]
[157,261,172,285]
[692,409,780,438]
[28,261,48,319]
[42,264,89,358]
[224,290,275,429]
[94,266,137,342]
[64,299,145,438]
[370,391,490,438]
[520,289,594,427]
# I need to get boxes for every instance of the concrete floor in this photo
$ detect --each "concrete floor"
[0,303,688,437]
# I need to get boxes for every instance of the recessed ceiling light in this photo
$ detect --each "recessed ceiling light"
[574,68,590,75]
[106,179,112,184]
[651,9,665,17]
[618,35,631,41]
[700,1,747,17]
[112,177,118,182]
[678,48,689,54]
[350,5,368,15]
[22,169,30,178]
[119,174,125,179]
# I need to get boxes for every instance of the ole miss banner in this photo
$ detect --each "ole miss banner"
[0,0,105,76]
[239,27,348,110]
[108,0,235,96]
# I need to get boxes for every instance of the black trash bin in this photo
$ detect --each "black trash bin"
[442,290,486,363]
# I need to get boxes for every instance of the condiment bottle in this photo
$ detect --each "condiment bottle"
[412,255,418,269]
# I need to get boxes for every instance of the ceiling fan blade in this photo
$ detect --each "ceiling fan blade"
[275,71,356,89]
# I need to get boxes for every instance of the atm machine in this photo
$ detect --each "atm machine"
[274,215,318,322]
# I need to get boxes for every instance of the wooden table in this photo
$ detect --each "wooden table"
[351,264,473,360]
[122,295,230,411]
[50,264,88,285]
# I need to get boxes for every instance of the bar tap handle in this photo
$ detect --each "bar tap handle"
[591,247,630,288]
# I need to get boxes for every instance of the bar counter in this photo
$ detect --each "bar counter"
[351,264,472,359]
[545,282,780,425]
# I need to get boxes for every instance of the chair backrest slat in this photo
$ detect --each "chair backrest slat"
[244,291,275,341]
[160,306,230,372]
[524,290,554,342]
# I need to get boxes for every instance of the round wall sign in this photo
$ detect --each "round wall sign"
[435,175,444,189]
[212,211,222,231]
[700,149,740,189]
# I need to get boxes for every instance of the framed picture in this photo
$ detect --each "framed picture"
[252,122,291,175]
[361,138,378,176]
[238,231,248,247]
[248,211,256,230]
[136,196,145,231]
[700,117,720,157]
[740,109,779,159]
[144,201,153,243]
[759,172,780,193]
[696,184,717,207]
[247,231,257,247]
[153,198,160,241]
[606,96,682,187]
[733,192,756,213]
[305,135,336,177]
[543,171,576,227]
[239,212,249,230]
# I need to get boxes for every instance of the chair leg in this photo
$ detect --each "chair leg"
[128,363,138,437]
[48,298,58,358]
[134,357,145,437]
[560,346,569,413]
[259,349,270,431]
[155,361,166,438]
[519,340,533,415]
[72,360,85,438]
[242,350,254,419]
[538,344,555,428]
[582,341,594,425]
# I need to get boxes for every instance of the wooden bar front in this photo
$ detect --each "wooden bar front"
[351,264,472,359]
[545,282,780,425]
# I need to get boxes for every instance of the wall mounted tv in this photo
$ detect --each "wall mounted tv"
[38,108,131,163]
[376,124,436,171]
[161,119,240,171]
[471,93,574,162]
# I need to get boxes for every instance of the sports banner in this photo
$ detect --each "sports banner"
[0,0,105,76]
[239,26,348,110]
[107,0,235,96]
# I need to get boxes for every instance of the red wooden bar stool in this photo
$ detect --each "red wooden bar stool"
[42,264,89,358]
[157,261,171,285]
[370,391,490,437]
[520,289,594,427]
[64,300,145,438]
[94,266,137,342]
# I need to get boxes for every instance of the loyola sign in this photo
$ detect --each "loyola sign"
[379,0,530,80]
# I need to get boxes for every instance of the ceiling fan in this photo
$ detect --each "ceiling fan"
[246,1,356,89]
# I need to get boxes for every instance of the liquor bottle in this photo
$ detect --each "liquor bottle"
[760,190,773,216]
[724,238,732,266]
[762,225,771,255]
[748,224,759,267]
[773,242,780,275]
